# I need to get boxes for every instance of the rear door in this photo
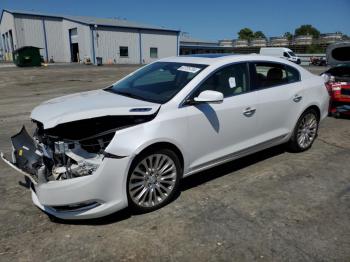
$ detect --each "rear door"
[249,62,304,143]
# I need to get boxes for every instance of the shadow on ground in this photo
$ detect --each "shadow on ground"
[50,144,286,226]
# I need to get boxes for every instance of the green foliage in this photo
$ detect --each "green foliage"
[238,28,267,40]
[295,25,320,38]
[254,31,266,39]
[283,32,293,41]
[238,28,254,40]
[306,44,325,54]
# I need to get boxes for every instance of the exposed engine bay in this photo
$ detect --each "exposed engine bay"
[8,114,156,184]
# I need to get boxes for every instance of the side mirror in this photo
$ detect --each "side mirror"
[193,90,224,104]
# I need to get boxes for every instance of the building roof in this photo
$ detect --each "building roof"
[180,35,218,46]
[1,9,180,32]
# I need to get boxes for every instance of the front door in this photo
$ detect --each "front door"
[184,62,259,172]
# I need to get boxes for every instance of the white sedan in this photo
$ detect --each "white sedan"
[1,54,329,219]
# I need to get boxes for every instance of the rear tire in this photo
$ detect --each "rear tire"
[287,109,319,152]
[127,148,181,213]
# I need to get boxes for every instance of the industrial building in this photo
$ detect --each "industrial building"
[0,9,180,64]
[180,33,230,55]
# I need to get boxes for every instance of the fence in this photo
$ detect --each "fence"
[296,53,326,66]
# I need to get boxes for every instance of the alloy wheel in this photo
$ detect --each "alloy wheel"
[128,154,177,208]
[296,113,318,149]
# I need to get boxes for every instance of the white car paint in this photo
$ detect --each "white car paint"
[3,54,329,219]
[31,89,160,129]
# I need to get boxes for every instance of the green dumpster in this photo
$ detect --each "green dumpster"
[13,46,42,67]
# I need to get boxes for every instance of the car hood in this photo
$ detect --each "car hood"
[31,89,161,129]
[326,41,350,66]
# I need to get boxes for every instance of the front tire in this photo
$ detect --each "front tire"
[127,149,181,212]
[287,109,319,152]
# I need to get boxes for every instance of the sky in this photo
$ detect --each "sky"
[1,0,349,40]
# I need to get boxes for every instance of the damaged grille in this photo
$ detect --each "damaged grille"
[34,114,156,153]
[8,113,157,183]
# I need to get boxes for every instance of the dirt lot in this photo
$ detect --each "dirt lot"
[0,64,349,262]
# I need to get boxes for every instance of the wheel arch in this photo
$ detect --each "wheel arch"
[303,105,321,120]
[134,141,185,173]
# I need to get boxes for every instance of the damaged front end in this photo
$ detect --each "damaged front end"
[2,114,156,185]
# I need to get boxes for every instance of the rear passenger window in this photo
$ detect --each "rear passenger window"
[193,63,249,98]
[251,62,288,89]
[285,65,300,83]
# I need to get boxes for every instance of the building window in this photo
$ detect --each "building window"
[70,28,78,36]
[120,46,128,57]
[150,47,158,58]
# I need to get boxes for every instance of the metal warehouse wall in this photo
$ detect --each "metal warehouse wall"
[43,17,66,62]
[12,15,91,63]
[1,11,179,64]
[93,27,140,64]
[93,27,178,64]
[0,11,17,60]
[61,20,92,63]
[14,15,46,58]
[140,30,178,64]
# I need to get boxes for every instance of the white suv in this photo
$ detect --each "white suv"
[2,54,329,219]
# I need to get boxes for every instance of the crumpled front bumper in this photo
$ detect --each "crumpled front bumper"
[1,144,132,220]
[33,156,131,219]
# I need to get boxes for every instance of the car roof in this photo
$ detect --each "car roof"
[159,54,297,66]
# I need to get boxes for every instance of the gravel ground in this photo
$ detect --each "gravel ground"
[0,64,349,262]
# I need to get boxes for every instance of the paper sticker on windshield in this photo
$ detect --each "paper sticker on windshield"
[177,66,201,74]
[229,77,236,88]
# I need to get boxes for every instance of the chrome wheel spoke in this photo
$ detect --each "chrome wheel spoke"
[136,187,148,200]
[147,187,153,206]
[160,172,176,180]
[155,185,165,199]
[159,163,175,176]
[159,184,171,195]
[139,188,148,205]
[129,153,177,208]
[129,181,144,190]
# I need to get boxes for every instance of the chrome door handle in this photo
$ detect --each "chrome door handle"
[243,107,256,117]
[293,95,303,103]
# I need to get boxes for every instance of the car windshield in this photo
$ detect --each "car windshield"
[106,62,207,104]
[288,51,296,57]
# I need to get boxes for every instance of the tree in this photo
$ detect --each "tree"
[295,25,320,38]
[306,44,324,54]
[283,32,293,40]
[238,28,254,40]
[254,31,266,39]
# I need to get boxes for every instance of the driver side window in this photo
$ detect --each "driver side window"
[193,63,249,98]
